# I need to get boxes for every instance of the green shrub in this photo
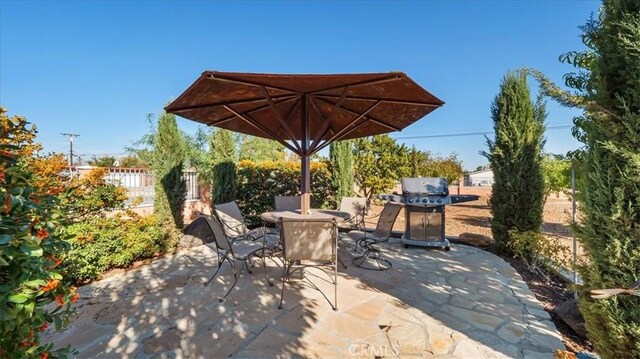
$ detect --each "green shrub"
[236,160,335,219]
[62,214,164,283]
[509,230,571,281]
[0,110,75,358]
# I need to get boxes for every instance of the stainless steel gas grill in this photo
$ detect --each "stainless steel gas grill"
[378,177,479,250]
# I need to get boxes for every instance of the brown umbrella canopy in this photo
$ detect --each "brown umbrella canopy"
[166,71,444,212]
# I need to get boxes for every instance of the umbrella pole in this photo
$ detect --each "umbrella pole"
[301,155,311,214]
[301,95,311,214]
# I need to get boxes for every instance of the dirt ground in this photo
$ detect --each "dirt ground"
[372,189,580,258]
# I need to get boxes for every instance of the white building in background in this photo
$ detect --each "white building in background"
[464,168,494,187]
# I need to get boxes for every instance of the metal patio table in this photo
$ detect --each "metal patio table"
[260,209,351,224]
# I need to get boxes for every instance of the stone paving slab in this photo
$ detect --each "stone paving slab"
[44,237,565,358]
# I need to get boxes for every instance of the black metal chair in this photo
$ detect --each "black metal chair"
[277,217,338,311]
[214,201,264,242]
[201,214,274,302]
[347,202,403,271]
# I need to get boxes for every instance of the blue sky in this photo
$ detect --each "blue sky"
[0,0,599,170]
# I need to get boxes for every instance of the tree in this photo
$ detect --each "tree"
[210,129,237,204]
[238,135,285,162]
[88,155,117,167]
[120,155,148,168]
[210,129,236,164]
[421,152,464,185]
[183,126,211,180]
[541,155,571,203]
[531,2,640,356]
[152,112,187,248]
[329,140,354,204]
[353,135,411,203]
[410,147,429,178]
[125,114,156,165]
[481,71,546,255]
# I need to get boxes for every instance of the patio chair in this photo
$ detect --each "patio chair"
[274,195,302,212]
[347,202,403,271]
[202,213,275,302]
[277,217,338,311]
[336,196,367,231]
[214,201,264,242]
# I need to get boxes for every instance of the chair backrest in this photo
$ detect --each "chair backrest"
[372,202,403,239]
[339,197,367,217]
[214,201,247,238]
[279,218,336,262]
[201,213,232,252]
[274,195,302,211]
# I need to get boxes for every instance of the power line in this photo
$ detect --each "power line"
[393,125,572,140]
[76,152,129,157]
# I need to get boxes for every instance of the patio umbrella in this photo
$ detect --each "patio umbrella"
[165,71,444,213]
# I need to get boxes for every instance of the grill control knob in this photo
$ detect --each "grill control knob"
[422,198,428,203]
[437,199,442,203]
[429,199,434,203]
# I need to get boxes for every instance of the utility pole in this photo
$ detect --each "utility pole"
[60,133,80,168]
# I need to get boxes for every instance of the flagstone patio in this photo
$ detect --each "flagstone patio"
[45,237,565,358]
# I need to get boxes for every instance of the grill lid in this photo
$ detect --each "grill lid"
[401,177,449,196]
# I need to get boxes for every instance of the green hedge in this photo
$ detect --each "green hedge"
[62,214,164,283]
[236,160,335,219]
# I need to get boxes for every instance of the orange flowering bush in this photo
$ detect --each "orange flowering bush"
[0,108,75,358]
[59,167,127,221]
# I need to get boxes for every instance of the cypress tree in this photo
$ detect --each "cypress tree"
[153,112,187,247]
[560,2,639,356]
[482,71,546,255]
[410,146,420,178]
[210,129,237,204]
[329,139,354,204]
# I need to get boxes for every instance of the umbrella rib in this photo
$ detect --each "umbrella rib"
[207,72,301,95]
[260,86,302,153]
[308,75,402,95]
[307,88,349,153]
[207,96,299,127]
[312,101,381,154]
[222,105,299,154]
[167,95,298,113]
[313,97,401,131]
[312,119,372,155]
[314,94,442,107]
[368,118,401,131]
[282,99,302,149]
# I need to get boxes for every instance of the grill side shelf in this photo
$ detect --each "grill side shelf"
[449,195,480,204]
